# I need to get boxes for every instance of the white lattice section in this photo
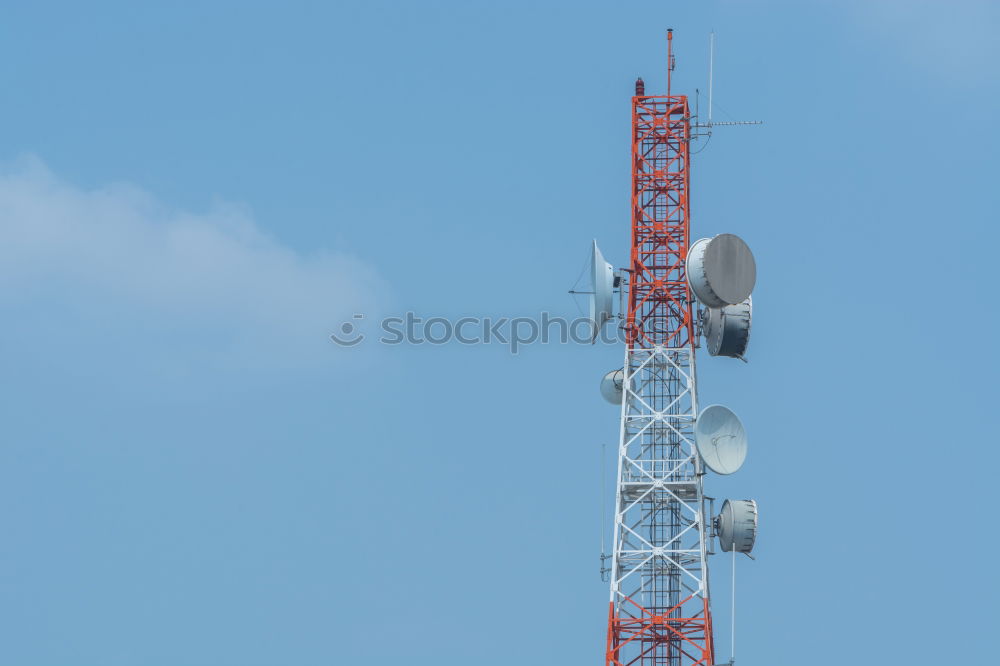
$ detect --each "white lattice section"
[608,346,710,617]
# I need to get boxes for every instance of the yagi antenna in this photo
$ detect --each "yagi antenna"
[694,32,763,138]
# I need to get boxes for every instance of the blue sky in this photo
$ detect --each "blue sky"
[1,1,998,664]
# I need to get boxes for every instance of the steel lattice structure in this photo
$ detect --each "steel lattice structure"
[606,32,715,666]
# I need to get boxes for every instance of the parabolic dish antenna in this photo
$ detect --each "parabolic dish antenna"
[600,368,624,405]
[589,240,615,342]
[686,234,756,308]
[717,499,758,554]
[694,404,748,475]
[701,297,752,358]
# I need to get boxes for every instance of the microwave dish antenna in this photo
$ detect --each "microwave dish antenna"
[600,368,625,404]
[686,234,756,307]
[701,297,752,358]
[694,405,748,475]
[588,240,615,342]
[716,499,758,554]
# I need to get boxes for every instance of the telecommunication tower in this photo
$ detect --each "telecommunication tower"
[583,30,760,666]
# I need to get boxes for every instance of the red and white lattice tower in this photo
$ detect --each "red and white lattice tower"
[605,30,716,666]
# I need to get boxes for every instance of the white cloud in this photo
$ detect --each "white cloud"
[0,156,382,367]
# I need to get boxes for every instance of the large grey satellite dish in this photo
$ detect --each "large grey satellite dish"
[701,297,752,358]
[600,368,624,404]
[716,499,758,554]
[686,234,756,308]
[694,405,748,475]
[589,240,615,342]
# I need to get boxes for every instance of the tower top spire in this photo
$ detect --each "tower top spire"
[667,28,675,95]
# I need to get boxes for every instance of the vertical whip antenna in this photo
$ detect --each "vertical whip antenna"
[708,31,715,126]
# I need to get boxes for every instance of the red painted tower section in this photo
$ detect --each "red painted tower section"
[625,30,696,351]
